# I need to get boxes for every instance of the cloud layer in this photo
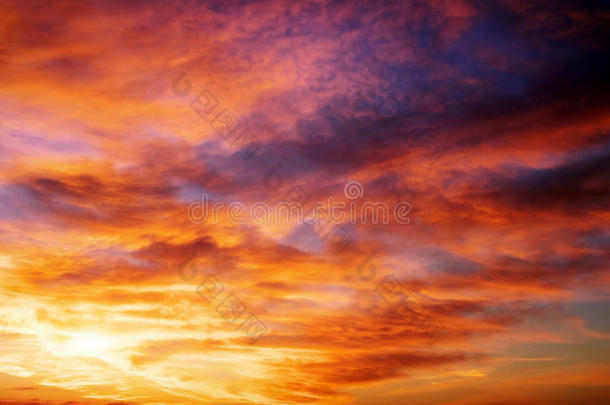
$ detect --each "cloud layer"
[0,0,609,404]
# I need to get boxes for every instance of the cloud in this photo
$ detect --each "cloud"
[1,0,609,404]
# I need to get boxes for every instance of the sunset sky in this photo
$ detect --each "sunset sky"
[1,0,609,404]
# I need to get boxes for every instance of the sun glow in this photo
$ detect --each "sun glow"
[66,332,111,357]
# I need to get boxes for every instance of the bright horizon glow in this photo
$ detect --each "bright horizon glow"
[0,0,609,404]
[66,332,112,358]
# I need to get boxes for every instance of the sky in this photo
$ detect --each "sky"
[0,0,609,404]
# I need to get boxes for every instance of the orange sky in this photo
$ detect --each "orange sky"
[0,1,609,404]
